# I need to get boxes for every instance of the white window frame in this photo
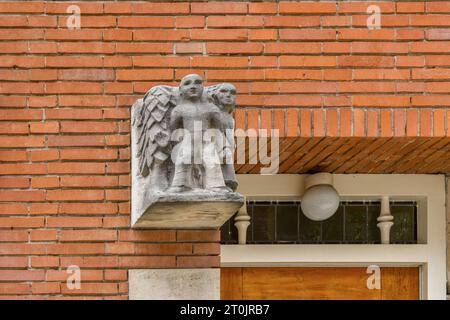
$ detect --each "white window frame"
[221,174,447,300]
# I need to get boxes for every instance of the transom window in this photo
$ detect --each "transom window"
[221,200,417,245]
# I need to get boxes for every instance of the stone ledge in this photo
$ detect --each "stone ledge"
[132,191,244,229]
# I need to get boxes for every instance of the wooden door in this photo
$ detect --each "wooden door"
[221,267,419,300]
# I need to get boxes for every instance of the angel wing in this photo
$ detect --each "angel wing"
[132,85,177,177]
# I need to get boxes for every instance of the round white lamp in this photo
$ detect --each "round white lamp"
[301,173,340,221]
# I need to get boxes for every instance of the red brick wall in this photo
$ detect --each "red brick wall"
[0,1,449,299]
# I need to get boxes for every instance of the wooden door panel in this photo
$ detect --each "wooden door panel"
[242,267,381,300]
[221,267,243,300]
[381,267,419,300]
[221,267,419,300]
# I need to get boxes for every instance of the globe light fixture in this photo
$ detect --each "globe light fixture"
[301,173,340,221]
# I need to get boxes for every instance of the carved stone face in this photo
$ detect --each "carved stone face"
[179,74,204,100]
[217,83,236,108]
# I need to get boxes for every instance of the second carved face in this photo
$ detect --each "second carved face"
[216,83,236,108]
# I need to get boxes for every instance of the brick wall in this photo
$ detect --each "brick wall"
[0,1,449,299]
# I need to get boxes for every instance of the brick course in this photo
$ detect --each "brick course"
[0,1,449,299]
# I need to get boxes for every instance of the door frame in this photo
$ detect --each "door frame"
[221,174,447,300]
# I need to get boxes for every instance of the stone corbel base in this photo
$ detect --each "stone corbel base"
[132,191,244,229]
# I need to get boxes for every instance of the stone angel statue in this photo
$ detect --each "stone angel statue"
[131,74,244,229]
[132,74,239,195]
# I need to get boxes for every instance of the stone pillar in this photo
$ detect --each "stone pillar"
[129,269,220,300]
[377,196,394,244]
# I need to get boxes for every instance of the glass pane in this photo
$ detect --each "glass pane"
[245,204,253,242]
[252,204,275,243]
[299,207,322,243]
[344,205,367,242]
[276,204,298,242]
[220,219,230,243]
[322,205,344,243]
[390,204,415,243]
[367,204,381,243]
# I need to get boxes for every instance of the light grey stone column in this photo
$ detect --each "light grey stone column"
[129,269,220,300]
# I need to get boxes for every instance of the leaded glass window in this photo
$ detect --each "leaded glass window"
[221,201,417,244]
